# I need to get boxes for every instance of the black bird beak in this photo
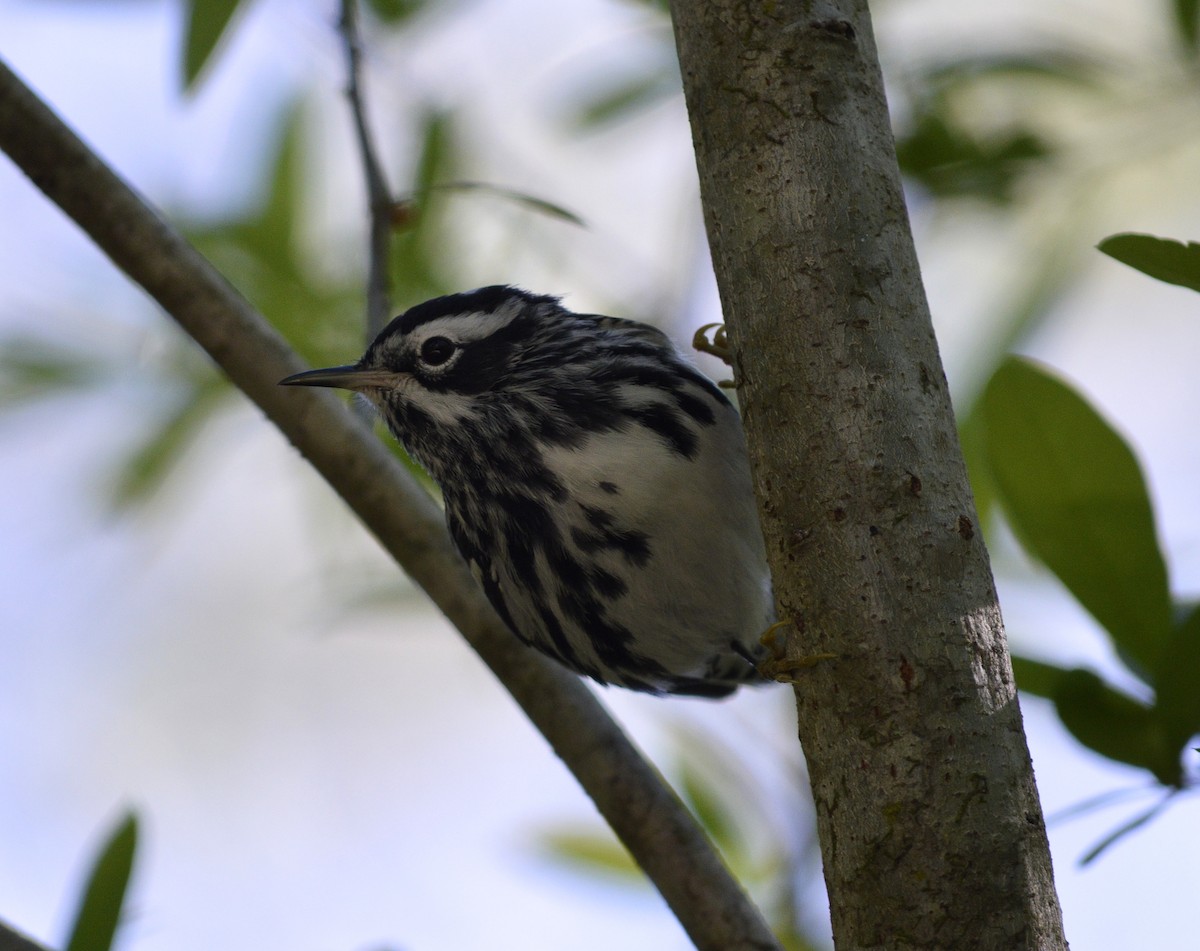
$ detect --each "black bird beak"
[279,365,395,392]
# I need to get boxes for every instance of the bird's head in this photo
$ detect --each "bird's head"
[279,285,613,478]
[281,284,722,483]
[280,285,567,398]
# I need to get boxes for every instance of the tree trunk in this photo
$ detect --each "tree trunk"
[671,2,1069,948]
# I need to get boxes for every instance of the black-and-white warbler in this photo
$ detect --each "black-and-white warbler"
[282,286,773,696]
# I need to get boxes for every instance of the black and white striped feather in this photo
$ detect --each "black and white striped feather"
[344,286,773,696]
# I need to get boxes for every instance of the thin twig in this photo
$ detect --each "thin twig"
[0,56,780,951]
[338,0,394,341]
[1078,790,1180,866]
[1045,782,1159,825]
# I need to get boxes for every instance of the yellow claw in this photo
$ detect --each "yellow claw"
[758,619,836,684]
[692,322,732,366]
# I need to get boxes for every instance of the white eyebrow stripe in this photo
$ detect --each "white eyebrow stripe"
[409,304,523,344]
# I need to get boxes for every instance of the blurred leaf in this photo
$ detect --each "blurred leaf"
[110,368,230,509]
[1079,794,1177,865]
[569,66,680,131]
[957,215,1092,533]
[958,410,998,530]
[388,111,458,309]
[896,51,1101,203]
[63,812,138,951]
[430,181,585,227]
[918,51,1102,87]
[539,830,642,882]
[895,111,1050,203]
[1098,233,1200,293]
[677,762,738,849]
[1010,654,1070,699]
[0,336,108,406]
[621,0,669,13]
[1054,669,1178,784]
[778,930,825,951]
[363,0,429,23]
[982,358,1172,678]
[181,0,245,92]
[186,103,363,366]
[1153,604,1200,752]
[1174,0,1200,54]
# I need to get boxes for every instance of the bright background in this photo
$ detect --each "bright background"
[2,1,1199,949]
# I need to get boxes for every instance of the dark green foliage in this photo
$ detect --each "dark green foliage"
[983,358,1172,676]
[1154,605,1200,752]
[1174,0,1200,53]
[63,813,138,951]
[1098,233,1200,293]
[1008,655,1069,700]
[1052,670,1174,784]
[895,111,1049,204]
[894,53,1097,203]
[984,357,1200,795]
[181,0,246,91]
[364,0,431,24]
[187,105,365,367]
[386,111,460,314]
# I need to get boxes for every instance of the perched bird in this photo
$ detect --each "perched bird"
[281,286,773,697]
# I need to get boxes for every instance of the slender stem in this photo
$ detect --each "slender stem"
[0,56,780,951]
[338,0,394,341]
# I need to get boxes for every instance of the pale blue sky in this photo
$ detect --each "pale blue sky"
[2,1,1199,949]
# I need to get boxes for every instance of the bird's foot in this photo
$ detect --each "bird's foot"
[692,323,737,388]
[758,619,836,684]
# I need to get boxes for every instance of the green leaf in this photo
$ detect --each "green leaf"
[982,358,1172,677]
[1054,669,1178,785]
[186,102,363,366]
[429,181,585,227]
[893,51,1099,205]
[624,0,669,13]
[958,409,998,532]
[677,763,737,849]
[1153,604,1200,751]
[1173,0,1200,54]
[1009,654,1071,700]
[110,369,230,509]
[181,0,245,92]
[363,0,429,23]
[895,110,1050,204]
[539,830,642,881]
[0,336,108,406]
[388,111,458,308]
[1098,233,1200,293]
[569,67,680,131]
[63,812,139,951]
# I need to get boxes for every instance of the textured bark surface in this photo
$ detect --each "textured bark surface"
[671,2,1069,948]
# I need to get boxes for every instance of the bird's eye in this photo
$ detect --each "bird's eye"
[419,336,456,367]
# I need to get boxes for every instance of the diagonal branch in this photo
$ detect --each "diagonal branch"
[0,919,49,951]
[0,57,779,951]
[338,0,394,341]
